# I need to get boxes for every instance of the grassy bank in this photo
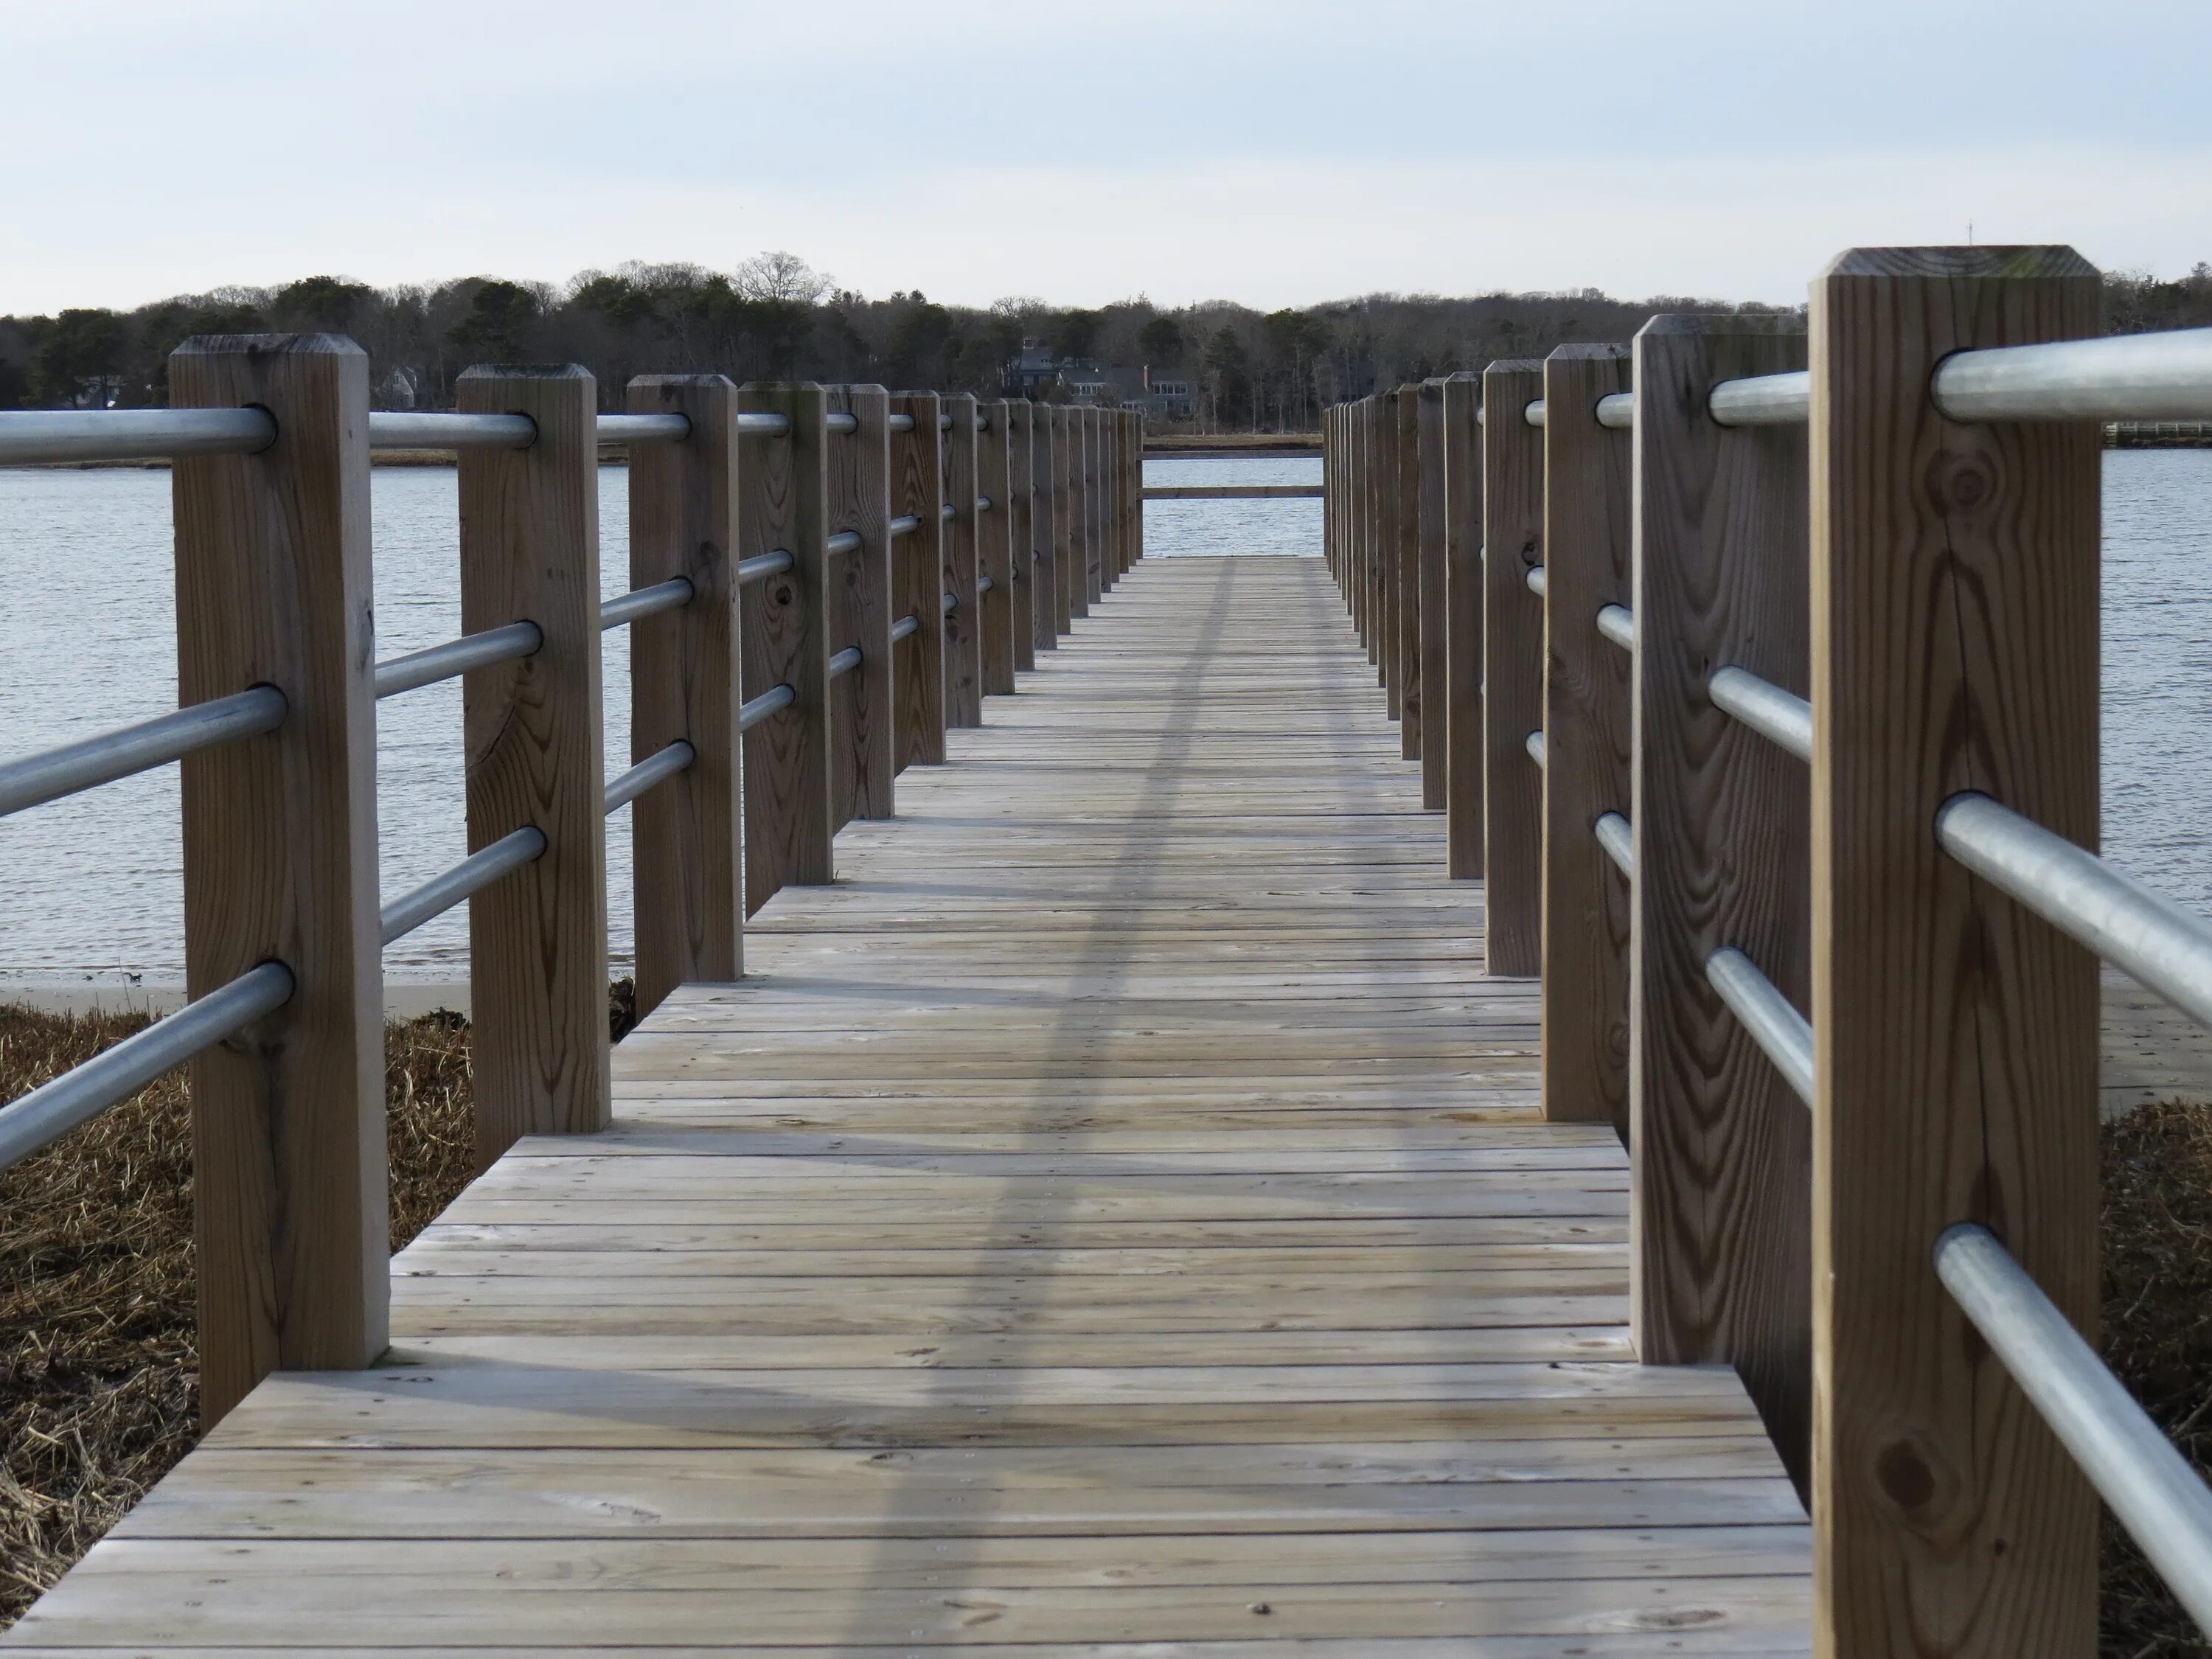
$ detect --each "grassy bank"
[1,1001,2210,1651]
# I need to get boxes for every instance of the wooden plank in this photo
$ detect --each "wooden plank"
[939,392,983,726]
[1006,399,1037,672]
[738,383,832,911]
[1626,316,1811,1488]
[626,375,745,1010]
[1540,344,1634,1131]
[168,333,386,1425]
[887,391,945,769]
[1444,371,1485,877]
[1482,360,1547,977]
[1397,384,1422,762]
[456,364,611,1159]
[1810,246,2101,1659]
[975,397,1016,694]
[826,383,894,821]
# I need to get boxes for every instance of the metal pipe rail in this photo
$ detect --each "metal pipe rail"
[827,531,862,557]
[888,414,915,434]
[977,496,992,512]
[827,647,862,680]
[1596,393,1635,429]
[940,501,956,520]
[1524,400,1548,428]
[1708,665,1812,760]
[1935,1222,2212,1633]
[0,686,288,819]
[1596,604,1635,652]
[369,412,534,451]
[1525,730,1546,768]
[599,579,692,632]
[737,549,794,584]
[827,413,858,435]
[376,621,543,699]
[976,575,993,595]
[1526,566,1547,598]
[0,961,294,1171]
[1705,945,1814,1105]
[0,407,275,465]
[1595,811,1634,878]
[1937,791,2212,1031]
[380,826,546,946]
[888,514,919,538]
[738,683,794,732]
[890,614,920,643]
[604,740,695,815]
[1708,371,1810,427]
[942,590,957,616]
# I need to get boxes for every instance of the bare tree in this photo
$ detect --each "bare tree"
[734,251,832,305]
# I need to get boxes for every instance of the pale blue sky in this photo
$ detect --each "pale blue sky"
[5,0,2207,313]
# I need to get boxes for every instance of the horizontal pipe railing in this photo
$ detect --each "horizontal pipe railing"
[977,495,992,512]
[594,413,689,445]
[369,411,535,451]
[827,646,862,679]
[1705,945,1814,1105]
[1596,604,1635,652]
[1708,371,1812,427]
[888,514,919,538]
[599,579,692,632]
[0,687,288,818]
[1937,791,2212,1030]
[1596,393,1635,429]
[976,574,993,595]
[738,682,794,731]
[1933,328,2212,422]
[1525,729,1545,768]
[1595,811,1633,878]
[942,590,957,616]
[890,613,920,643]
[603,740,694,815]
[888,414,915,434]
[827,531,861,557]
[1708,665,1812,761]
[0,961,294,1171]
[380,826,545,946]
[940,501,956,520]
[1524,400,1547,428]
[1526,566,1547,598]
[827,413,858,435]
[0,408,275,465]
[737,549,794,584]
[1934,1222,2212,1634]
[375,621,543,699]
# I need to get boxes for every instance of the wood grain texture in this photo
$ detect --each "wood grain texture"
[1809,246,2102,1659]
[737,383,833,911]
[1417,380,1449,807]
[888,392,945,770]
[975,399,1016,695]
[1006,400,1037,672]
[1483,361,1547,978]
[940,393,983,727]
[626,375,745,1013]
[1397,386,1422,762]
[1540,345,1634,1132]
[1444,372,1485,880]
[8,557,1807,1656]
[827,385,894,822]
[169,334,387,1425]
[456,365,612,1162]
[1625,319,1810,1489]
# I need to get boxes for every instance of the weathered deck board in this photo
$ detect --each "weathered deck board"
[7,556,1809,1654]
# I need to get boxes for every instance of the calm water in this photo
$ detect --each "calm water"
[0,451,2203,985]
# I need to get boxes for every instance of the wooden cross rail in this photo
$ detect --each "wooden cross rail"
[1319,244,2149,1659]
[5,346,1143,1427]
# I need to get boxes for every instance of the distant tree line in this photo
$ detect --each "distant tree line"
[3,256,2207,433]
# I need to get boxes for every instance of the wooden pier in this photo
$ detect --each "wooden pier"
[5,557,1809,1653]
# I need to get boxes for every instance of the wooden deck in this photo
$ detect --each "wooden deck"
[7,556,1811,1655]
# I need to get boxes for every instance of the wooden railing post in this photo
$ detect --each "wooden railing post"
[1540,345,1634,1131]
[1124,410,1142,571]
[170,333,386,1425]
[1443,372,1484,879]
[1054,406,1082,625]
[1354,399,1373,648]
[1393,386,1420,762]
[1007,400,1037,673]
[888,391,946,768]
[942,392,983,725]
[976,399,1016,695]
[829,384,894,821]
[1079,407,1102,608]
[1810,246,2102,1659]
[1324,406,1338,586]
[1416,379,1450,810]
[1374,393,1399,705]
[1481,360,1546,977]
[627,373,745,1017]
[738,382,832,911]
[458,364,611,1162]
[1032,406,1061,648]
[1626,316,1810,1486]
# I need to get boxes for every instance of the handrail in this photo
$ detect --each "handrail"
[739,411,792,437]
[1525,730,1546,768]
[738,683,794,731]
[1594,811,1633,878]
[1595,393,1634,429]
[1936,791,2212,1030]
[380,826,546,946]
[0,408,275,465]
[977,495,992,512]
[827,531,862,557]
[369,412,534,451]
[890,613,920,642]
[888,414,916,434]
[1525,566,1546,598]
[0,961,294,1171]
[940,501,956,520]
[1932,328,2212,422]
[737,549,794,584]
[599,578,693,632]
[376,621,543,698]
[0,687,288,819]
[1707,666,1812,760]
[1705,946,1813,1105]
[1523,400,1547,428]
[976,575,993,595]
[604,741,695,815]
[942,591,957,615]
[827,646,862,679]
[595,413,690,445]
[1708,371,1811,427]
[1935,1222,2212,1633]
[1596,604,1635,651]
[827,413,858,435]
[888,514,919,538]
